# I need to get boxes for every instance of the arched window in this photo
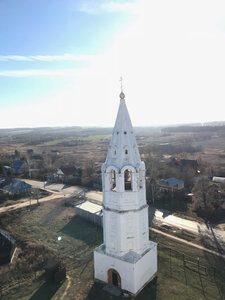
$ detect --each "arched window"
[124,169,132,190]
[123,146,129,157]
[112,147,117,157]
[111,169,116,191]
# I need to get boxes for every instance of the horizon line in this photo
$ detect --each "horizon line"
[1,120,225,131]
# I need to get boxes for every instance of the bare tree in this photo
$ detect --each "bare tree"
[145,153,160,205]
[192,178,224,221]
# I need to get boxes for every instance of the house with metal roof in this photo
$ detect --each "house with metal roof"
[12,161,28,175]
[74,200,103,227]
[159,177,184,191]
[212,176,225,183]
[3,179,31,195]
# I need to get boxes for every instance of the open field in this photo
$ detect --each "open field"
[1,125,225,177]
[1,125,225,165]
[0,198,224,300]
[42,134,111,146]
[1,125,225,180]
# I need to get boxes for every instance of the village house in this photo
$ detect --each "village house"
[159,177,184,191]
[1,179,31,196]
[169,158,198,171]
[12,160,28,175]
[0,166,11,176]
[56,165,77,182]
[49,165,81,184]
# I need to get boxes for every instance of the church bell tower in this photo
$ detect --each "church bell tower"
[94,85,157,296]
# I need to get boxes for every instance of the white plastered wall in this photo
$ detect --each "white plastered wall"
[94,243,157,295]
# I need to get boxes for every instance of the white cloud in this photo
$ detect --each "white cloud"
[0,55,32,62]
[0,54,94,62]
[79,0,139,15]
[0,68,86,77]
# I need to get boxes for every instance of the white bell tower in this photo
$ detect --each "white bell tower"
[94,84,157,296]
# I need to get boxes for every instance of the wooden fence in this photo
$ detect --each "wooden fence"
[158,243,225,300]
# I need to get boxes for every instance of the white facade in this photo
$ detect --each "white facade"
[94,91,157,295]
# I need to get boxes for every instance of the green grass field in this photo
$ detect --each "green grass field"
[43,134,111,146]
[0,199,224,300]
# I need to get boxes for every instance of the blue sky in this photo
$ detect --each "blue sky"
[1,0,225,128]
[0,0,128,55]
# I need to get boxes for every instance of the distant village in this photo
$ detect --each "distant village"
[0,152,201,197]
[0,148,99,199]
[0,148,224,194]
[1,146,225,225]
[0,127,225,298]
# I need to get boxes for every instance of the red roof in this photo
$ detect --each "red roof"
[60,166,77,176]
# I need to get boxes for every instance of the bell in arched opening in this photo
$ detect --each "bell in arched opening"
[124,169,132,191]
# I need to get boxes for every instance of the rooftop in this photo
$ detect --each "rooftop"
[75,200,102,215]
[159,177,184,188]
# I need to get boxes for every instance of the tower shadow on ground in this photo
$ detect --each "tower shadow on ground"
[29,281,63,300]
[61,215,102,246]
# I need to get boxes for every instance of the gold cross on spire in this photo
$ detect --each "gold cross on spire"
[119,77,125,99]
[120,76,123,92]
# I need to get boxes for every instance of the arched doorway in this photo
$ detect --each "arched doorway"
[107,269,121,288]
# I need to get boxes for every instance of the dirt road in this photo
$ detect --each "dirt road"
[0,179,85,214]
[2,179,225,248]
[149,207,225,245]
[22,179,84,195]
[0,193,65,214]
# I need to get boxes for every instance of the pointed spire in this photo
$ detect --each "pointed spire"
[104,84,141,170]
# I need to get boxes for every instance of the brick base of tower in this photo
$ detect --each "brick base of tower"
[94,242,157,296]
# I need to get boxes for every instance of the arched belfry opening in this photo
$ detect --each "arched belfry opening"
[110,169,116,191]
[108,269,121,288]
[124,169,132,190]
